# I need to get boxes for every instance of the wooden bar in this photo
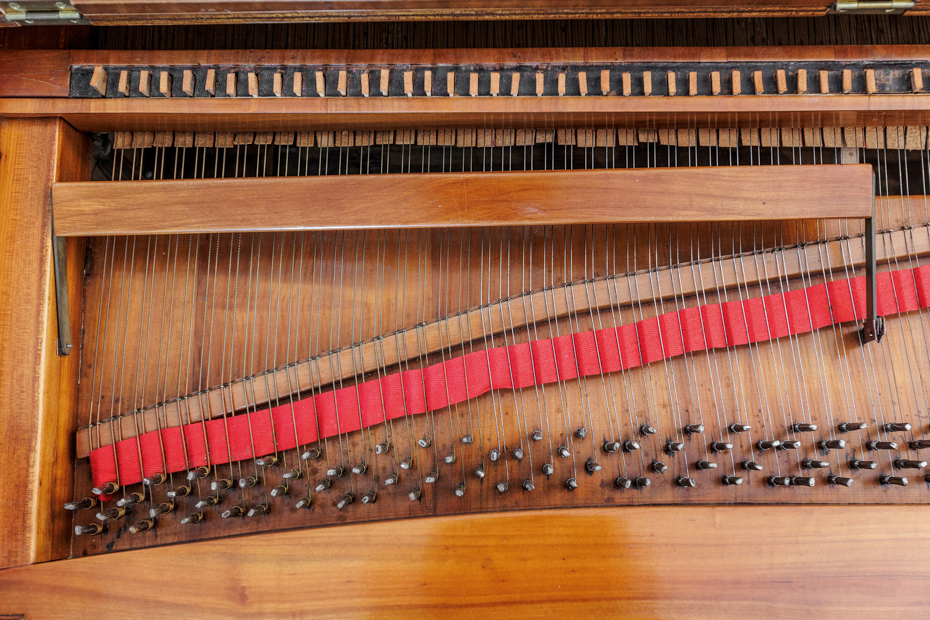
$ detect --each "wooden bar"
[52,165,872,237]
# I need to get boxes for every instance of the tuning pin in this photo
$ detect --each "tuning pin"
[247,503,269,517]
[866,441,899,451]
[652,461,668,474]
[818,439,846,451]
[615,477,632,489]
[677,476,696,488]
[729,423,751,433]
[461,435,474,444]
[283,469,302,480]
[221,505,245,518]
[880,475,909,486]
[792,423,818,432]
[92,481,119,495]
[129,519,154,534]
[778,440,801,450]
[684,424,704,435]
[168,485,191,498]
[400,457,413,470]
[884,422,912,433]
[603,440,621,453]
[531,430,543,441]
[574,427,588,439]
[270,484,289,497]
[757,440,781,450]
[444,453,458,464]
[633,477,651,488]
[741,461,763,472]
[623,440,640,452]
[512,449,524,461]
[326,465,345,477]
[238,476,258,489]
[839,421,868,432]
[711,441,733,453]
[408,488,422,501]
[828,475,854,487]
[665,441,684,454]
[454,484,467,497]
[791,476,815,487]
[489,449,501,462]
[64,497,98,511]
[255,455,278,467]
[75,523,107,536]
[211,478,234,491]
[180,511,204,524]
[640,424,656,436]
[186,466,209,481]
[558,446,571,458]
[361,491,377,505]
[315,478,332,492]
[294,496,312,510]
[351,463,367,475]
[850,459,877,470]
[336,494,354,509]
[143,473,166,486]
[802,460,830,469]
[894,459,927,469]
[565,478,578,491]
[149,502,175,518]
[424,471,439,484]
[909,440,930,450]
[541,463,554,475]
[384,473,398,486]
[417,436,431,448]
[722,475,743,486]
[374,442,390,455]
[497,481,510,493]
[475,465,486,479]
[96,506,126,521]
[585,459,602,474]
[696,460,718,470]
[302,447,322,460]
[768,476,792,486]
[194,495,219,509]
[522,479,535,492]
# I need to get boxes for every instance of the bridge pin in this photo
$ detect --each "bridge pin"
[729,423,751,433]
[247,503,268,517]
[541,463,554,475]
[351,463,367,475]
[909,440,930,450]
[884,422,912,433]
[326,465,345,477]
[211,478,234,490]
[497,481,510,493]
[142,473,166,486]
[756,440,781,450]
[301,447,322,460]
[633,477,651,488]
[558,446,571,458]
[255,455,278,467]
[91,481,119,495]
[741,461,763,472]
[531,430,543,441]
[614,477,632,489]
[180,511,204,524]
[64,497,97,511]
[512,448,524,461]
[828,475,854,487]
[314,478,332,492]
[489,449,501,462]
[623,440,640,452]
[408,488,422,501]
[475,466,486,479]
[425,471,439,484]
[768,476,791,486]
[565,478,578,491]
[400,457,413,470]
[129,520,154,534]
[384,473,398,486]
[792,423,818,432]
[74,523,106,536]
[238,476,258,489]
[711,441,733,453]
[454,483,466,497]
[221,505,244,518]
[585,459,602,474]
[116,492,145,508]
[866,441,899,451]
[361,491,377,505]
[879,475,908,486]
[677,476,696,488]
[894,459,927,469]
[696,460,717,470]
[722,475,744,486]
[684,424,704,435]
[417,436,432,448]
[96,507,126,521]
[374,442,390,455]
[149,502,174,518]
[665,441,684,454]
[574,427,588,439]
[270,485,289,498]
[818,439,846,450]
[461,435,474,444]
[849,459,877,470]
[187,466,209,481]
[336,494,354,509]
[444,453,457,464]
[603,440,621,453]
[802,460,829,469]
[295,497,312,509]
[640,424,656,436]
[838,421,868,432]
[652,461,668,474]
[778,440,801,450]
[522,479,535,492]
[790,476,815,487]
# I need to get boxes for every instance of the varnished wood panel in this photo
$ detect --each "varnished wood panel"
[3,506,930,618]
[0,51,71,98]
[51,165,873,236]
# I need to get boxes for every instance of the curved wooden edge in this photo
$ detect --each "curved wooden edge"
[1,505,929,618]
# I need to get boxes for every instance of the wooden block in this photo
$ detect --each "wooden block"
[677,129,696,147]
[244,72,256,97]
[375,130,394,145]
[204,69,216,95]
[710,71,721,95]
[273,132,294,146]
[403,70,413,97]
[698,128,716,147]
[292,72,303,97]
[911,68,924,93]
[337,70,347,96]
[843,127,863,148]
[315,70,325,97]
[905,126,926,150]
[536,71,544,96]
[380,69,389,96]
[753,71,764,95]
[456,129,475,148]
[886,126,904,150]
[760,128,779,148]
[214,132,234,148]
[272,72,282,97]
[864,126,883,149]
[803,127,823,147]
[535,129,554,143]
[557,73,566,96]
[510,72,520,96]
[117,70,129,96]
[595,129,615,147]
[254,132,273,146]
[295,132,314,147]
[225,71,236,97]
[469,72,479,97]
[194,132,214,148]
[153,132,173,148]
[621,72,631,96]
[556,129,575,146]
[133,131,155,148]
[182,70,194,96]
[334,131,353,148]
[356,131,374,147]
[820,70,830,94]
[796,69,807,94]
[474,127,495,147]
[515,129,534,146]
[740,128,759,146]
[495,129,515,147]
[776,70,787,94]
[638,128,656,143]
[643,71,652,96]
[781,127,802,147]
[424,70,432,96]
[666,72,676,96]
[577,129,594,148]
[448,71,456,97]
[617,129,638,146]
[113,132,132,149]
[842,69,852,93]
[718,128,738,148]
[865,69,876,94]
[417,130,437,146]
[822,127,841,148]
[688,71,697,96]
[139,69,151,97]
[731,70,741,96]
[490,72,500,96]
[158,71,172,97]
[174,132,194,148]
[234,132,253,146]
[657,129,676,146]
[437,129,455,146]
[360,72,369,97]
[316,131,334,148]
[90,66,107,96]
[578,72,587,96]
[600,70,610,95]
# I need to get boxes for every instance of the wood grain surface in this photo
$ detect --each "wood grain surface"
[3,505,930,618]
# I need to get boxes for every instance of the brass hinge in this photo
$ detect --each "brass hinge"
[831,1,915,14]
[1,0,87,24]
